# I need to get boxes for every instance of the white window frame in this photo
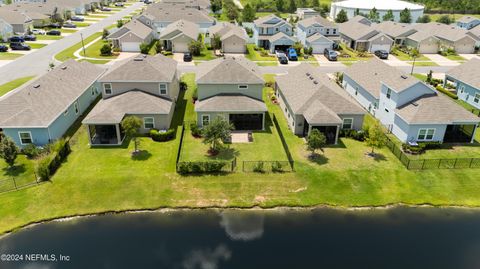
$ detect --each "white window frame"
[159,83,168,95]
[238,85,248,89]
[460,85,465,93]
[342,118,354,129]
[64,108,69,116]
[386,88,392,99]
[103,83,112,95]
[202,114,210,126]
[417,128,435,141]
[18,131,33,145]
[74,101,79,115]
[143,117,155,129]
[474,93,480,104]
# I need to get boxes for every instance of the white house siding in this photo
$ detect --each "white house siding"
[369,35,393,52]
[393,114,448,143]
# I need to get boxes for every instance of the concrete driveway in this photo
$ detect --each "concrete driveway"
[384,55,410,67]
[424,54,460,66]
[459,54,480,60]
[314,55,343,66]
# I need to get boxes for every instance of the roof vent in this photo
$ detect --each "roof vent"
[401,75,408,79]
[306,72,311,76]
[411,102,418,106]
[313,80,318,84]
[33,84,40,88]
[309,76,314,80]
[61,66,67,70]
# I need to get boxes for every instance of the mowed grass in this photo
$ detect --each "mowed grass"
[0,155,37,193]
[80,38,118,59]
[0,52,23,60]
[55,32,102,61]
[35,34,63,40]
[246,44,276,61]
[2,74,480,234]
[0,76,35,97]
[25,42,47,49]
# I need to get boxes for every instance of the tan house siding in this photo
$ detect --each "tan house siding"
[197,84,263,101]
[101,81,178,101]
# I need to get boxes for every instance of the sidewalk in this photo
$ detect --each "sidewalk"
[424,54,460,66]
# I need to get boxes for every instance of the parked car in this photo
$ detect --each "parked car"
[183,52,192,62]
[115,2,124,7]
[31,29,46,35]
[10,42,31,50]
[71,16,84,22]
[48,22,62,28]
[0,45,8,52]
[324,48,337,61]
[374,50,389,60]
[47,30,61,36]
[8,36,24,43]
[277,52,288,64]
[144,0,153,3]
[63,23,77,28]
[23,34,36,41]
[286,48,298,61]
[101,7,112,11]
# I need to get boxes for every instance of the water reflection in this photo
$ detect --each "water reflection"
[219,210,264,241]
[182,244,231,269]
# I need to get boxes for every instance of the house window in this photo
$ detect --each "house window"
[342,118,353,129]
[418,128,435,141]
[64,108,69,116]
[333,29,337,34]
[474,93,480,104]
[202,115,210,126]
[385,108,389,113]
[143,117,155,129]
[159,84,167,95]
[104,83,112,95]
[238,85,248,89]
[19,132,32,145]
[74,101,79,115]
[460,85,465,93]
[386,88,392,99]
[275,27,279,32]
[91,87,95,96]
[326,29,330,35]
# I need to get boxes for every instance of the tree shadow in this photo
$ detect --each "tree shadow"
[205,145,240,161]
[325,139,347,149]
[2,164,26,177]
[131,150,152,161]
[308,153,329,165]
[372,153,387,162]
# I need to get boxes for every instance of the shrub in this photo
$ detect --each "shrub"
[271,161,283,172]
[22,143,43,159]
[34,139,71,181]
[100,43,112,56]
[161,51,173,56]
[190,122,203,137]
[177,161,228,174]
[188,40,203,56]
[435,85,458,99]
[253,161,265,173]
[259,48,269,57]
[35,156,51,181]
[149,129,175,142]
[339,129,366,141]
[139,42,150,54]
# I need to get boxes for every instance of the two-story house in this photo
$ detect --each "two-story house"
[83,54,179,146]
[276,64,365,144]
[253,14,296,53]
[445,58,480,110]
[343,58,479,144]
[195,57,267,130]
[0,60,104,148]
[296,16,339,54]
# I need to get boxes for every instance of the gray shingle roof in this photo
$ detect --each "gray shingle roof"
[195,95,267,112]
[254,14,292,28]
[99,54,177,83]
[276,64,364,125]
[339,19,378,40]
[144,3,214,24]
[372,21,415,38]
[209,22,247,41]
[446,58,480,89]
[458,16,480,24]
[412,22,479,42]
[0,9,31,24]
[83,91,173,125]
[396,93,480,124]
[196,57,264,84]
[344,58,419,98]
[269,31,296,42]
[159,19,199,40]
[298,15,336,28]
[0,60,105,128]
[108,19,152,40]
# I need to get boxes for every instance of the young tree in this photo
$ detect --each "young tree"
[202,117,234,153]
[100,43,112,56]
[399,8,412,23]
[121,116,142,153]
[293,41,303,55]
[365,122,386,155]
[155,40,162,53]
[139,42,150,54]
[242,3,256,22]
[0,136,19,168]
[276,0,285,13]
[368,7,380,22]
[102,28,109,39]
[409,48,419,75]
[210,0,222,14]
[306,129,326,157]
[436,15,454,25]
[223,0,239,21]
[382,10,394,21]
[354,8,360,16]
[117,19,124,28]
[335,9,348,23]
[211,35,222,51]
[416,14,431,23]
[188,40,203,56]
[287,0,297,13]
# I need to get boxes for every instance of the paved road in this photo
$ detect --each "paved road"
[0,2,144,85]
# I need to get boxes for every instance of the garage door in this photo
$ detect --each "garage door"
[121,42,140,52]
[312,42,332,54]
[229,114,263,130]
[370,44,391,53]
[419,42,438,54]
[173,41,189,53]
[223,41,245,53]
[455,43,475,54]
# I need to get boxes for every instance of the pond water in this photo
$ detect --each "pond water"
[1,207,480,269]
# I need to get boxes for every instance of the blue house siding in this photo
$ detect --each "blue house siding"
[393,114,447,143]
[342,74,378,113]
[2,128,51,148]
[446,75,480,109]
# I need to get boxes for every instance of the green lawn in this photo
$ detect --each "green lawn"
[427,13,480,21]
[25,42,47,49]
[392,48,430,62]
[192,47,218,61]
[412,61,439,67]
[444,54,466,61]
[80,38,118,59]
[0,155,37,193]
[0,76,35,97]
[246,44,276,61]
[257,61,278,66]
[55,32,102,61]
[0,52,23,60]
[79,59,111,64]
[35,35,63,40]
[61,29,78,34]
[73,22,91,28]
[3,73,480,234]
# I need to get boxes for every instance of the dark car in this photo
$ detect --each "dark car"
[8,36,24,43]
[324,48,337,61]
[48,22,62,28]
[277,53,288,64]
[0,45,8,52]
[183,52,192,62]
[10,42,31,50]
[63,23,77,28]
[71,16,84,22]
[23,34,36,41]
[47,30,61,36]
[374,50,389,59]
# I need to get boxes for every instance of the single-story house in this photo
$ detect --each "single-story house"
[0,60,105,148]
[276,63,365,144]
[83,54,179,146]
[0,9,32,34]
[339,16,393,52]
[0,17,13,42]
[343,58,479,143]
[108,19,154,52]
[195,57,267,131]
[457,16,480,30]
[159,19,198,53]
[372,21,417,45]
[296,8,320,20]
[208,22,247,53]
[445,58,480,109]
[404,32,440,54]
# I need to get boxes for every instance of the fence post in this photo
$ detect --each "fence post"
[453,158,458,169]
[470,158,474,168]
[438,159,441,169]
[407,159,410,169]
[421,159,426,170]
[13,177,17,190]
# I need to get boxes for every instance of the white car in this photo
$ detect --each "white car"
[32,29,46,35]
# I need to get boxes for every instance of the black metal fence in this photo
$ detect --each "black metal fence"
[175,124,186,165]
[272,114,295,171]
[242,161,294,173]
[384,136,480,170]
[177,159,236,174]
[0,174,41,194]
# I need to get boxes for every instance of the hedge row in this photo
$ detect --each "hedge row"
[435,85,458,99]
[149,129,175,142]
[35,139,71,181]
[177,161,229,174]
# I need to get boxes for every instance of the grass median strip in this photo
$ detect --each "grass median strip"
[0,76,35,97]
[0,52,23,60]
[55,32,102,62]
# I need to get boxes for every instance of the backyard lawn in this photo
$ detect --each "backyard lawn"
[0,76,35,97]
[1,74,480,234]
